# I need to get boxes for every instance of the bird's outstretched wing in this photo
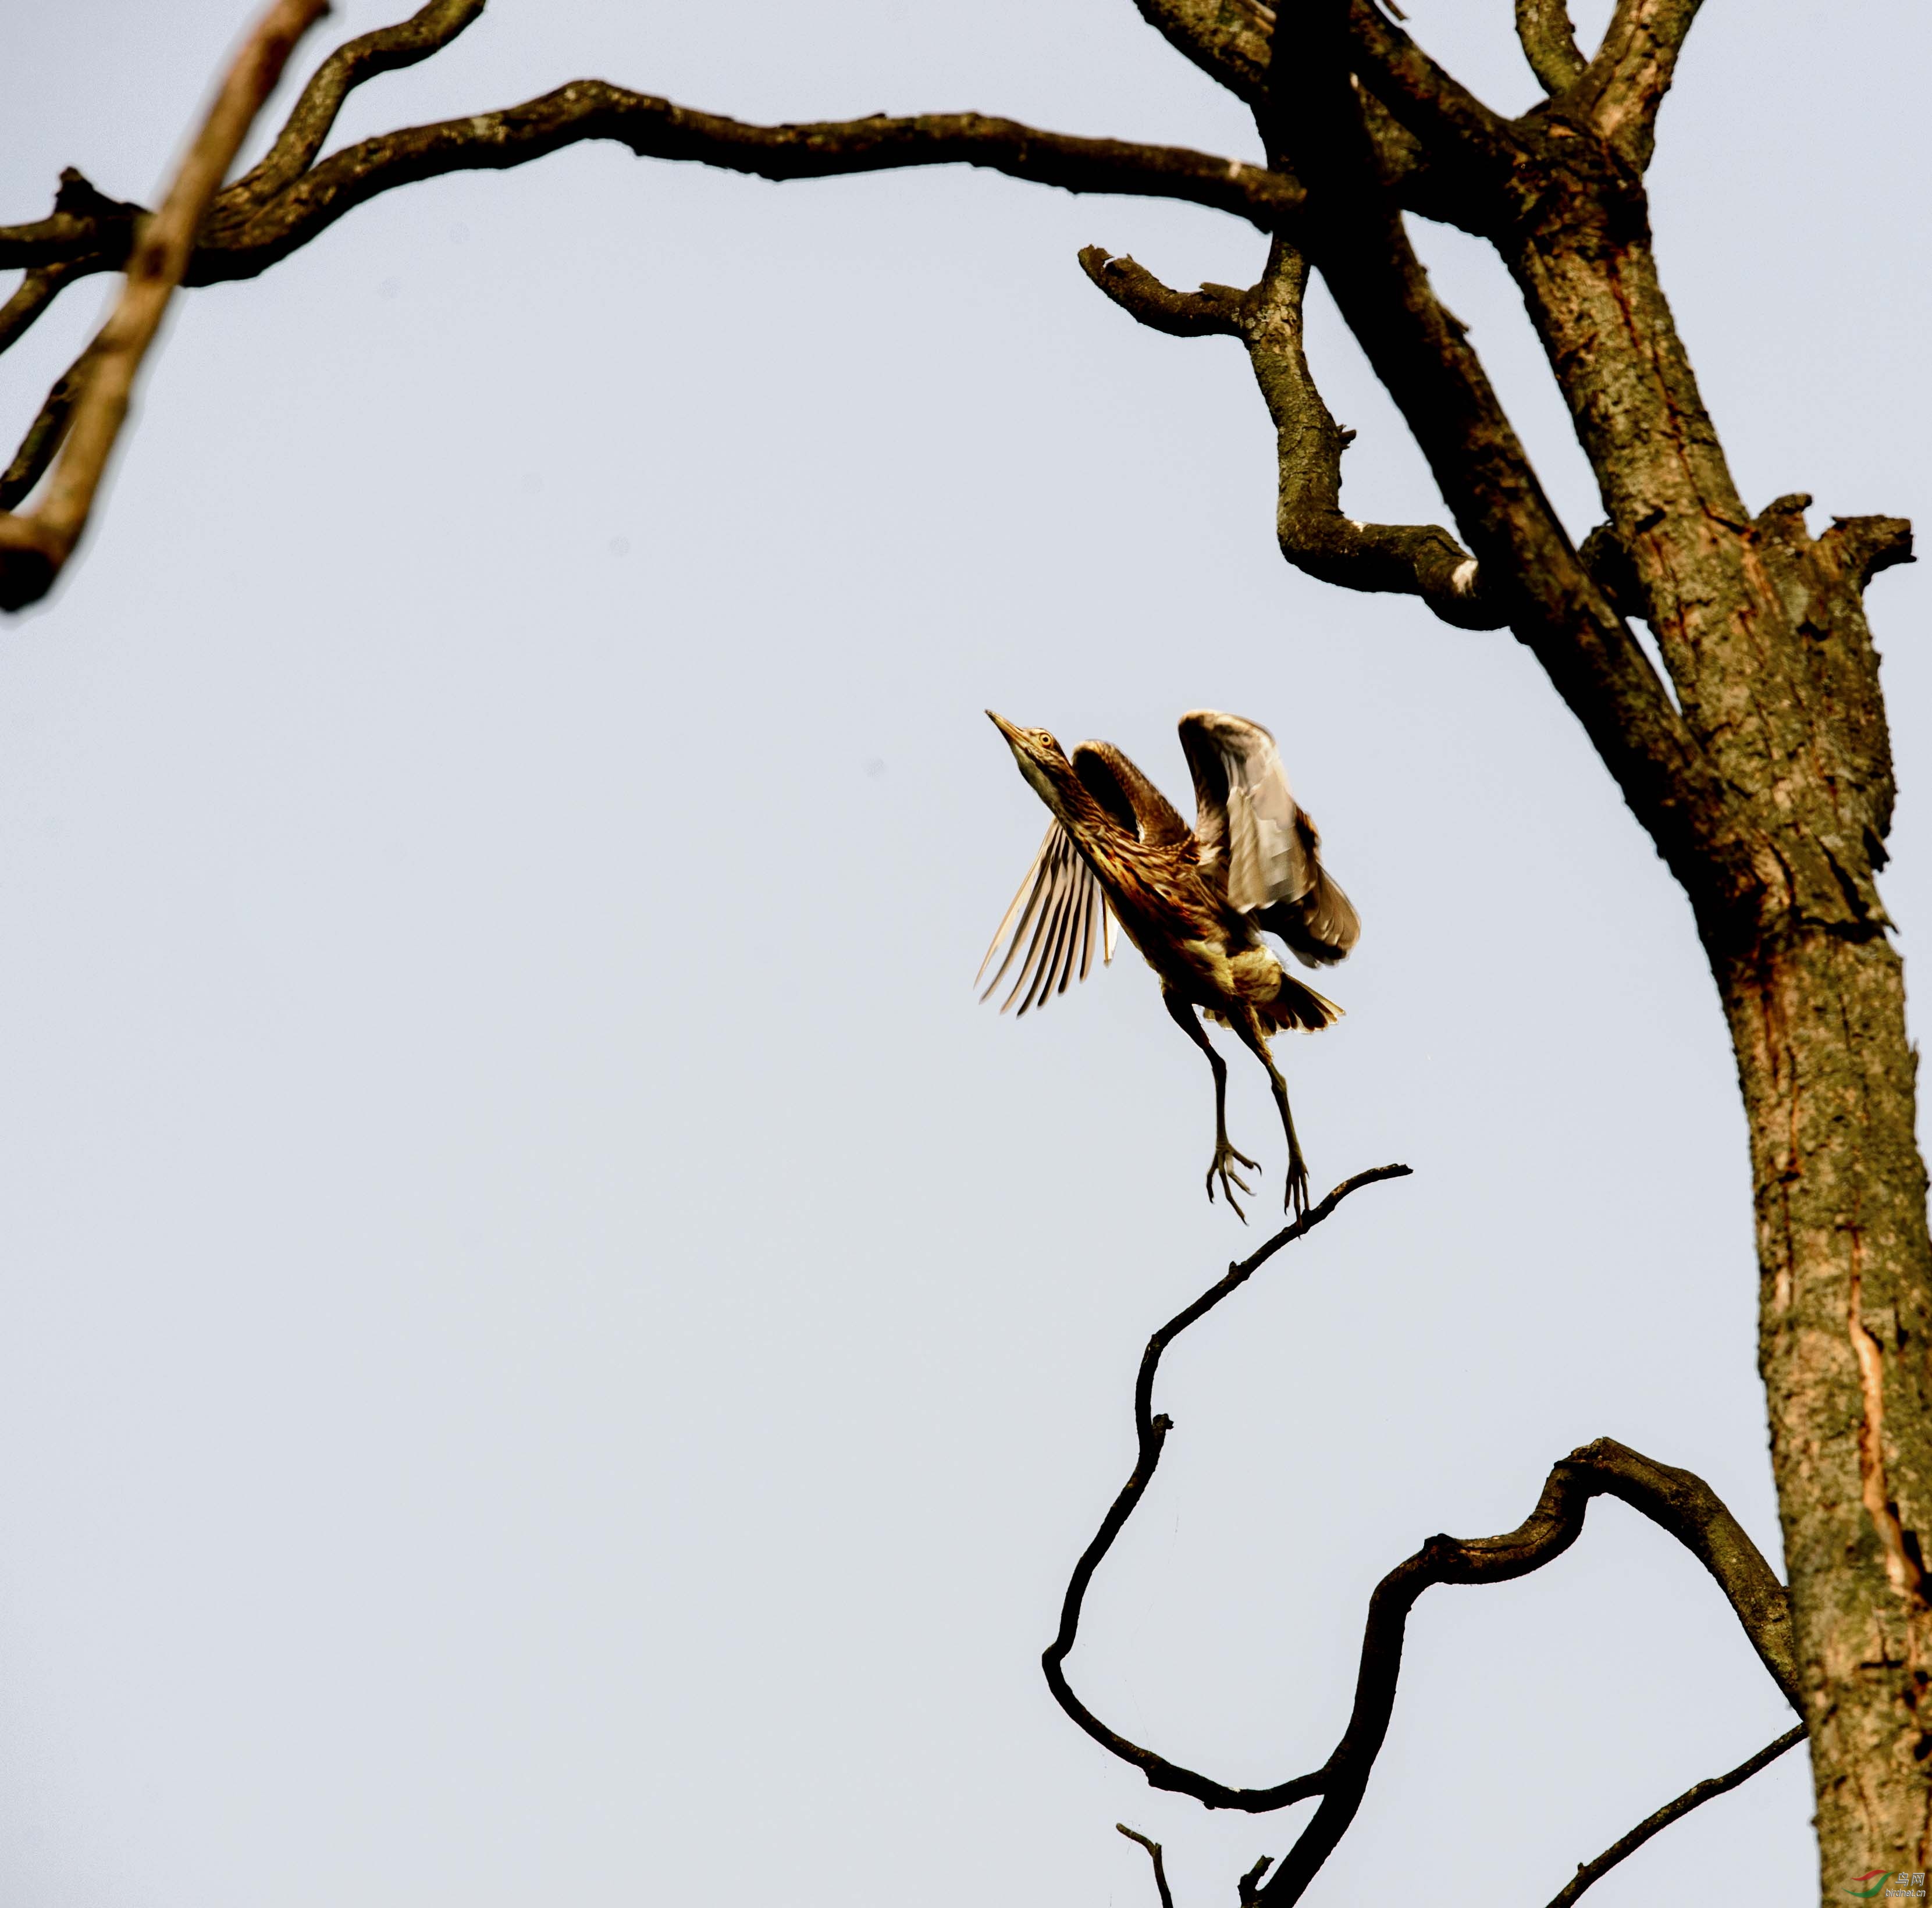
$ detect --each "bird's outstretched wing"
[976,823,1118,1014]
[1177,709,1360,964]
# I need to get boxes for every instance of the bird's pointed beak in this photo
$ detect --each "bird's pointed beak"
[986,709,1024,749]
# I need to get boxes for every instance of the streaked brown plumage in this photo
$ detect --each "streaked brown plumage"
[979,709,1358,1219]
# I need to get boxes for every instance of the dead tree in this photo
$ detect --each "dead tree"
[0,1,1919,1897]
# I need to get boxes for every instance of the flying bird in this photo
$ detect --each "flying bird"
[979,710,1358,1219]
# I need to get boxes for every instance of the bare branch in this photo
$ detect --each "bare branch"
[191,91,1304,279]
[1041,1164,1413,1812]
[1250,1438,1799,1903]
[1126,0,1276,113]
[1340,0,1512,165]
[1116,1825,1177,1908]
[1545,1724,1806,1907]
[3,93,1304,290]
[1237,1854,1276,1903]
[1514,0,1588,95]
[0,168,146,272]
[1242,236,1504,629]
[1077,248,1247,339]
[0,343,94,512]
[0,0,332,611]
[0,261,90,359]
[1578,0,1706,166]
[1080,240,1503,627]
[1040,1152,1801,1903]
[225,0,487,208]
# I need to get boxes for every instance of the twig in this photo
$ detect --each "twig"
[1544,1724,1807,1907]
[1116,1825,1176,1908]
[0,0,332,611]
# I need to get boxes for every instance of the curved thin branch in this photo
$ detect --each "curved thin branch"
[225,0,488,208]
[1078,241,1506,629]
[0,0,330,611]
[1514,0,1588,95]
[1041,1163,1414,1811]
[1577,0,1706,167]
[1252,1437,1799,1904]
[1242,234,1505,629]
[1545,1724,1806,1907]
[1116,1825,1177,1908]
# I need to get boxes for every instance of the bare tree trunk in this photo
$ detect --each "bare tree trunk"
[1509,148,1931,1879]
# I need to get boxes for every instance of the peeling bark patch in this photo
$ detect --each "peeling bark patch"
[1851,1247,1929,1607]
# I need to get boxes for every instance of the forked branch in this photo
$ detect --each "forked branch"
[1046,1162,1802,1905]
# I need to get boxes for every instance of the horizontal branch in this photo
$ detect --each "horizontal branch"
[1545,1724,1807,1908]
[0,89,1305,292]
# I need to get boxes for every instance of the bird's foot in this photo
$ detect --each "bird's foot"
[1285,1153,1311,1222]
[1206,1138,1261,1222]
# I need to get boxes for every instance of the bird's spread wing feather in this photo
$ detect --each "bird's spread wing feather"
[1179,709,1360,963]
[977,822,1116,1014]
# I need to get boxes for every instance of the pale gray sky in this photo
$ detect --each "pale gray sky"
[0,4,1924,1904]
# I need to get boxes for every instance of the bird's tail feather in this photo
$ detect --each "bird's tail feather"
[1204,972,1342,1037]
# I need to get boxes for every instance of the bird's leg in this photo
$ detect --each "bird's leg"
[1232,1010,1310,1220]
[1163,988,1258,1221]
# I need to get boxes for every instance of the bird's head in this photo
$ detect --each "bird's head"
[987,710,1079,818]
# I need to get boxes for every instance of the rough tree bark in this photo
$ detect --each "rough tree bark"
[0,0,1920,1897]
